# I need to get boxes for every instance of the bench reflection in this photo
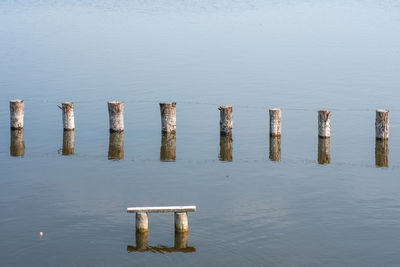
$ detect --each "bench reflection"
[127,231,195,253]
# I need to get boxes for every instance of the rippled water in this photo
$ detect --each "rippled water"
[1,1,400,266]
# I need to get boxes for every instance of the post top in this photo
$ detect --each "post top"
[10,99,24,103]
[62,102,74,105]
[219,105,232,109]
[127,206,196,213]
[269,108,281,111]
[108,100,123,104]
[160,102,176,105]
[376,109,389,113]
[318,110,330,113]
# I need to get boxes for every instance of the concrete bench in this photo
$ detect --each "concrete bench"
[127,206,196,232]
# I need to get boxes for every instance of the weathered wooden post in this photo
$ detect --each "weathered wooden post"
[318,137,330,164]
[160,102,176,133]
[269,108,282,137]
[108,132,124,160]
[375,109,389,140]
[62,130,75,155]
[269,136,281,162]
[219,133,233,162]
[136,231,149,251]
[175,212,188,232]
[318,110,331,138]
[10,100,24,129]
[375,139,388,167]
[10,129,25,157]
[174,231,188,249]
[136,212,148,232]
[160,133,176,162]
[219,105,233,135]
[108,101,124,132]
[58,102,75,130]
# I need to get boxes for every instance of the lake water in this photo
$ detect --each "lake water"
[1,1,400,266]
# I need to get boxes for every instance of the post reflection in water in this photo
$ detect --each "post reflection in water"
[318,137,330,164]
[269,136,281,162]
[375,139,389,168]
[135,231,148,251]
[62,130,75,155]
[10,129,25,157]
[219,133,233,162]
[127,231,195,253]
[160,133,176,162]
[108,131,124,160]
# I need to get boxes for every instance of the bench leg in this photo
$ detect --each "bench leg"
[174,212,188,232]
[136,212,148,232]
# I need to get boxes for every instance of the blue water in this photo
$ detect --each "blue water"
[1,1,400,266]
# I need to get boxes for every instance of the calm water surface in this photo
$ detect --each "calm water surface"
[1,1,400,266]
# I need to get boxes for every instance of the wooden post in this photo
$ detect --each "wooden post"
[318,137,330,164]
[269,136,281,162]
[318,110,331,138]
[174,231,188,249]
[175,212,188,232]
[62,130,75,155]
[160,102,176,133]
[160,133,176,162]
[375,139,388,167]
[269,108,282,137]
[58,102,75,130]
[108,101,124,132]
[10,100,24,130]
[136,212,148,232]
[10,129,25,157]
[108,132,124,160]
[219,133,233,162]
[136,231,149,251]
[219,105,233,135]
[375,109,389,140]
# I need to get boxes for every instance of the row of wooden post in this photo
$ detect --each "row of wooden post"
[9,100,390,138]
[8,100,390,166]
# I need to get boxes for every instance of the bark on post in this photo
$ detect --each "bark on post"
[108,132,124,160]
[135,231,149,251]
[10,100,24,130]
[160,133,176,162]
[219,105,233,135]
[219,133,233,162]
[318,110,331,138]
[318,137,330,164]
[174,231,188,249]
[160,102,176,133]
[108,101,124,132]
[136,212,148,232]
[62,130,75,156]
[175,212,188,233]
[375,139,388,167]
[375,109,389,140]
[58,102,75,130]
[269,108,282,137]
[269,136,281,162]
[10,129,25,157]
